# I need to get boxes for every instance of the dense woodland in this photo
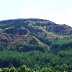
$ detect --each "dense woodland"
[0,19,72,72]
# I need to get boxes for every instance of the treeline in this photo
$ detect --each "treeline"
[51,39,72,54]
[0,39,72,68]
[0,50,72,69]
[0,64,72,72]
[0,44,49,52]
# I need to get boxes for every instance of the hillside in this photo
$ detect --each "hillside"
[0,19,72,72]
[0,19,72,49]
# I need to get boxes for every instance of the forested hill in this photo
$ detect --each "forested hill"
[0,19,72,72]
[0,18,72,48]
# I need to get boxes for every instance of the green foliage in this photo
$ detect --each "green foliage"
[0,68,2,72]
[9,67,17,72]
[0,64,72,72]
[2,68,9,72]
[18,65,32,72]
[0,19,72,72]
[51,40,72,54]
[14,44,48,52]
[40,67,53,72]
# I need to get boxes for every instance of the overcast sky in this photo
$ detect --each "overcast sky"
[0,0,72,26]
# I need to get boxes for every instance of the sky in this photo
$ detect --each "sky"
[0,0,72,26]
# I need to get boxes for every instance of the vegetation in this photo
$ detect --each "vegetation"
[0,19,72,71]
[0,48,72,71]
[0,64,72,72]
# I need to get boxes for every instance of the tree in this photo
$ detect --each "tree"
[9,67,17,72]
[2,68,9,72]
[40,67,53,72]
[18,65,32,72]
